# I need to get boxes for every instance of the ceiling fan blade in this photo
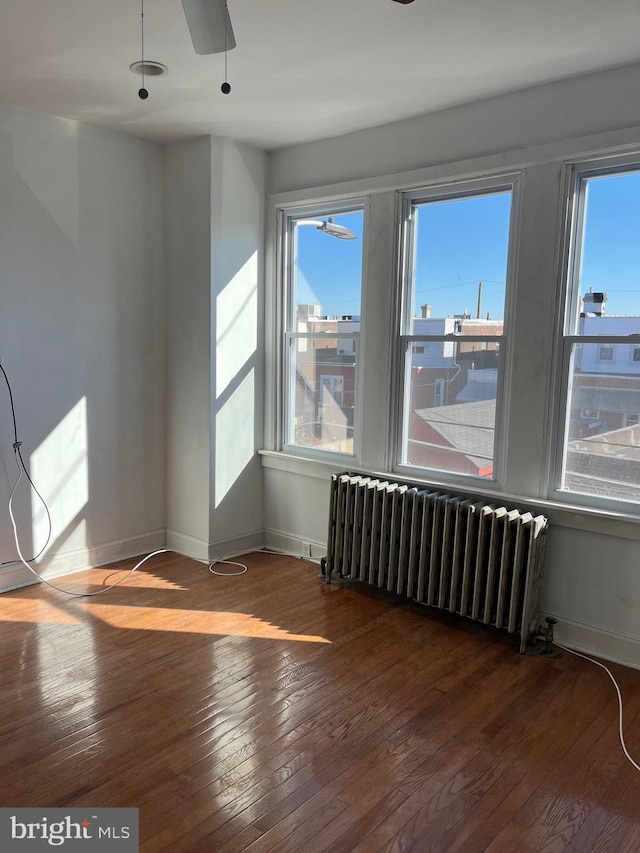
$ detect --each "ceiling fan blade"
[181,0,236,55]
[391,1,415,4]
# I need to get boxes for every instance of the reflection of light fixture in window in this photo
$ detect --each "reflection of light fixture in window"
[296,218,357,239]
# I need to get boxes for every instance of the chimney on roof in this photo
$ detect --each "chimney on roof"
[297,303,321,317]
[580,288,607,317]
[421,304,431,319]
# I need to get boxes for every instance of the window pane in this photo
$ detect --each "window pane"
[402,341,499,477]
[562,343,640,503]
[401,186,512,478]
[571,170,640,327]
[288,336,356,454]
[292,211,363,323]
[409,191,511,333]
[285,207,363,457]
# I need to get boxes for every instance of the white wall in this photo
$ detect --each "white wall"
[0,107,266,587]
[270,62,640,194]
[165,137,267,561]
[264,62,640,669]
[0,109,266,587]
[0,102,165,589]
[164,138,213,557]
[209,138,266,558]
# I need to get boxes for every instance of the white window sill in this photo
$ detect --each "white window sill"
[259,449,640,541]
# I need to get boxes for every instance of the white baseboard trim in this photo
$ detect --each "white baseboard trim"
[264,528,326,563]
[0,529,167,593]
[0,563,38,592]
[209,529,265,563]
[166,529,209,562]
[545,611,640,672]
[166,528,266,565]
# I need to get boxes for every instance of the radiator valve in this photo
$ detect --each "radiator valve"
[535,616,557,655]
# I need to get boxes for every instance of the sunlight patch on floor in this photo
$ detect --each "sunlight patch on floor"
[0,598,80,625]
[86,570,188,592]
[81,603,331,643]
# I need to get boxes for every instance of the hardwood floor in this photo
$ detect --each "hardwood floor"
[1,550,639,851]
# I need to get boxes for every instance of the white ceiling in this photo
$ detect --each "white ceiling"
[1,0,640,151]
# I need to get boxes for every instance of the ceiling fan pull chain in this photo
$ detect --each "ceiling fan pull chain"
[221,0,231,94]
[138,0,149,99]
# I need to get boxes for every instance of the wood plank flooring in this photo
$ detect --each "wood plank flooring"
[0,550,639,851]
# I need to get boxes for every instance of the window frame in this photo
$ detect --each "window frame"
[393,174,520,488]
[279,199,366,462]
[551,155,640,512]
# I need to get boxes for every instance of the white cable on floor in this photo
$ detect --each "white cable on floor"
[204,547,270,577]
[555,641,640,774]
[208,559,248,576]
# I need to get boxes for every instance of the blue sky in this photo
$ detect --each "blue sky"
[413,192,509,322]
[295,212,364,318]
[581,170,640,313]
[294,170,640,321]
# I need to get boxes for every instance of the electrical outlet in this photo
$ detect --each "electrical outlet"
[302,542,312,559]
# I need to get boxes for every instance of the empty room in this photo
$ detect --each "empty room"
[1,1,640,850]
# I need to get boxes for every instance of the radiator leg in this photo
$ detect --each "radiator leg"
[542,616,557,654]
[320,556,332,584]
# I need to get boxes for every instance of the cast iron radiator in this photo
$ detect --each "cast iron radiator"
[325,472,549,653]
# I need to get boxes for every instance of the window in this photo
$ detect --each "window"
[320,374,344,406]
[397,180,515,480]
[555,164,640,507]
[598,344,614,361]
[282,206,364,456]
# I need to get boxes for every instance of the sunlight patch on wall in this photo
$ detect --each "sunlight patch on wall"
[215,370,254,508]
[216,251,258,398]
[30,397,88,556]
[81,603,331,643]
